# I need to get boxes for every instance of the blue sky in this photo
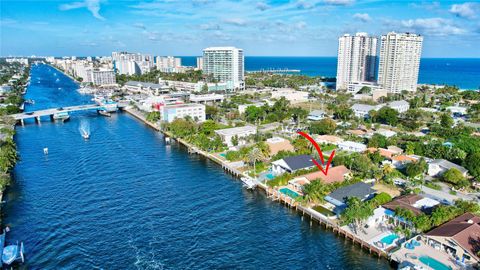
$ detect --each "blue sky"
[1,0,480,57]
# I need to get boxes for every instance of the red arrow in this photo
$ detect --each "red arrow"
[297,131,336,176]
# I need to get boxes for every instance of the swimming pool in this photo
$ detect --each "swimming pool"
[279,188,299,199]
[380,234,399,245]
[419,256,452,270]
[219,153,226,158]
[265,173,274,180]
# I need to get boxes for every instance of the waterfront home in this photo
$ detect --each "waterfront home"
[382,194,440,227]
[386,145,403,155]
[427,159,468,177]
[338,141,367,152]
[215,125,256,147]
[161,103,206,123]
[265,137,294,156]
[288,165,351,191]
[314,135,344,145]
[307,110,326,121]
[271,154,315,175]
[325,182,376,214]
[424,212,480,267]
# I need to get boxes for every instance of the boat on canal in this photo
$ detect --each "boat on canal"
[53,111,70,122]
[0,229,25,266]
[241,176,257,190]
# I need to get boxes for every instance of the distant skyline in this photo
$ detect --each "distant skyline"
[1,0,480,57]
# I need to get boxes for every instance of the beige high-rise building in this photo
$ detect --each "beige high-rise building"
[203,47,244,91]
[377,32,423,93]
[336,33,378,91]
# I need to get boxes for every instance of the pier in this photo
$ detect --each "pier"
[248,68,301,74]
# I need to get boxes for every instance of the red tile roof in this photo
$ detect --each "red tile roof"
[300,165,350,184]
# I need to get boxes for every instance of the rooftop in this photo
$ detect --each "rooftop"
[430,159,468,174]
[215,125,256,136]
[327,182,375,203]
[300,165,350,184]
[382,194,438,216]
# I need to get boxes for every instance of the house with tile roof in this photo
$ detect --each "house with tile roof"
[425,212,480,267]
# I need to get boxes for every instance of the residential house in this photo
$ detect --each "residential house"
[307,110,326,121]
[351,104,380,118]
[383,194,439,218]
[386,100,410,113]
[314,135,344,145]
[338,141,367,152]
[425,212,480,267]
[390,155,419,169]
[265,137,294,156]
[325,182,376,214]
[271,154,315,175]
[214,125,256,147]
[428,159,468,177]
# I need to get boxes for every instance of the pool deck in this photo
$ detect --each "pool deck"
[390,238,458,269]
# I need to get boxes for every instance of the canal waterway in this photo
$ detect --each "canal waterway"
[5,64,391,269]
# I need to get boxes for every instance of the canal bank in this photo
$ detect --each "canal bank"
[122,107,389,260]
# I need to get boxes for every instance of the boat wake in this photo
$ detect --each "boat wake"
[79,119,91,140]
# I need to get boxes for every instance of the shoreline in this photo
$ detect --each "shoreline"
[122,107,390,262]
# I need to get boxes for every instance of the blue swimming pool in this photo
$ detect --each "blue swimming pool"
[279,188,299,199]
[265,173,274,180]
[219,153,226,158]
[380,234,399,245]
[419,256,452,270]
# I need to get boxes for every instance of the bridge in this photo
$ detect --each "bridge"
[12,102,127,125]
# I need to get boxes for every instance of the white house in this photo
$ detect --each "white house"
[307,110,326,121]
[271,154,315,175]
[386,100,410,113]
[446,106,468,115]
[214,125,256,147]
[351,104,380,118]
[338,141,367,152]
[427,159,468,177]
[270,88,309,104]
[161,103,206,123]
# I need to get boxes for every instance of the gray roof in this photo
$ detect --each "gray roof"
[328,182,375,203]
[431,159,468,174]
[282,154,315,171]
[351,103,378,112]
[308,110,326,117]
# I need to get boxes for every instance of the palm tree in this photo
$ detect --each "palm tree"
[244,147,264,179]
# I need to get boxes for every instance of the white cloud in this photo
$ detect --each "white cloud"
[449,2,479,19]
[223,18,248,26]
[324,0,354,6]
[59,0,105,20]
[353,13,371,22]
[399,18,467,36]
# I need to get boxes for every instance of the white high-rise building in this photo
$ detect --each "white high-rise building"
[336,32,377,91]
[156,56,182,72]
[86,68,116,86]
[112,52,153,75]
[196,57,203,70]
[202,47,244,91]
[377,32,423,93]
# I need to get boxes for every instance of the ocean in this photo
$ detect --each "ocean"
[180,56,480,90]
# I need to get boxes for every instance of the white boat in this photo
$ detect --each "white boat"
[81,132,90,140]
[53,111,70,122]
[241,176,257,190]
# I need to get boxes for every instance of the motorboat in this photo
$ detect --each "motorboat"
[241,176,257,190]
[0,229,25,266]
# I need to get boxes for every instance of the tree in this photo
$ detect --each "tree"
[244,147,264,178]
[464,152,480,180]
[377,106,399,126]
[333,105,353,120]
[440,113,454,128]
[231,135,239,146]
[292,137,310,155]
[368,134,387,148]
[309,118,336,135]
[146,111,160,122]
[442,168,469,188]
[199,120,217,136]
[205,105,219,120]
[405,158,427,178]
[340,197,374,234]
